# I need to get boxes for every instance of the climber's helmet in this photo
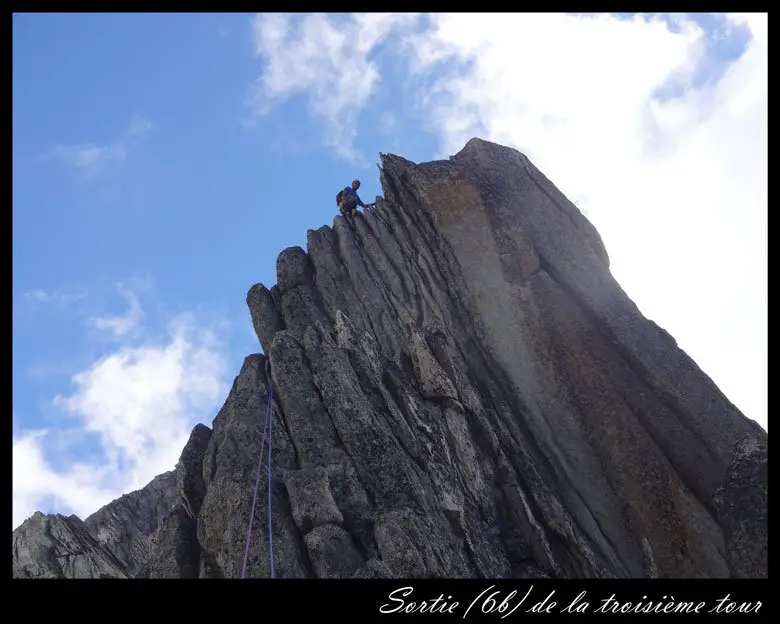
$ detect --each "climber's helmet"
[352,179,361,190]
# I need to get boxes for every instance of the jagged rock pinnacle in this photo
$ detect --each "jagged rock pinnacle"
[13,137,767,579]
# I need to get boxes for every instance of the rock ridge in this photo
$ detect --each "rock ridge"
[12,137,767,579]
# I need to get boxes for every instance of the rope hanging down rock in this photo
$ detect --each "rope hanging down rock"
[240,371,275,579]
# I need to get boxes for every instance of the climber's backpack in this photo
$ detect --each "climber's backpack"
[336,189,345,206]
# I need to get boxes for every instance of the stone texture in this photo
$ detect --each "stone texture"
[712,436,767,578]
[82,470,178,576]
[304,523,364,578]
[353,558,394,578]
[177,423,212,520]
[12,137,767,579]
[144,505,200,579]
[285,466,344,533]
[12,512,128,578]
[375,509,428,578]
[246,283,285,354]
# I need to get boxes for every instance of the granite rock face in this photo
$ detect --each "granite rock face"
[712,436,767,578]
[82,470,179,576]
[12,512,128,578]
[12,138,767,579]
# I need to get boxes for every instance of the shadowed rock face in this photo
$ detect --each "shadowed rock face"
[13,512,129,578]
[83,470,178,576]
[12,138,767,579]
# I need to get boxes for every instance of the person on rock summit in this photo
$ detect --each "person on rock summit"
[337,179,373,217]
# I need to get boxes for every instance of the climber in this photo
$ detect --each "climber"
[337,179,374,217]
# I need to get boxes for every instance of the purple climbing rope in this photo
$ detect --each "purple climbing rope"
[240,381,274,578]
[267,382,275,579]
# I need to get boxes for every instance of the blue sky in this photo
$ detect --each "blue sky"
[12,13,767,529]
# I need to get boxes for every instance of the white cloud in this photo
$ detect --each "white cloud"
[399,12,767,429]
[13,303,229,530]
[46,142,128,172]
[87,287,143,339]
[17,288,87,327]
[13,429,116,529]
[248,13,767,431]
[39,115,152,179]
[23,288,85,306]
[247,13,418,161]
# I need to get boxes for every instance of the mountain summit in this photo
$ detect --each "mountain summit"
[13,138,767,579]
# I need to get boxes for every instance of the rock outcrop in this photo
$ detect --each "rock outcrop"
[82,470,178,576]
[12,138,767,579]
[13,512,129,578]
